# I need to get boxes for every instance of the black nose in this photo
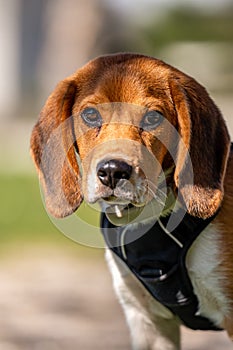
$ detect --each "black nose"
[97,160,132,189]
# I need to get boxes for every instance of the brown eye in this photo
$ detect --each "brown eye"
[140,110,163,131]
[81,107,102,128]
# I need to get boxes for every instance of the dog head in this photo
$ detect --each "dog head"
[30,53,230,223]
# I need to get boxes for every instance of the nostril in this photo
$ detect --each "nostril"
[98,169,108,178]
[97,169,109,186]
[97,160,132,189]
[115,170,130,180]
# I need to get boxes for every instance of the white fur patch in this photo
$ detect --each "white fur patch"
[186,223,229,326]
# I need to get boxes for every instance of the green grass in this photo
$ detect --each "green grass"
[1,174,61,240]
[0,174,104,257]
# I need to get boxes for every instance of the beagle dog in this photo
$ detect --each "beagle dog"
[30,53,233,350]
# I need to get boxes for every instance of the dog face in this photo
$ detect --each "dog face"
[73,101,178,225]
[30,53,230,222]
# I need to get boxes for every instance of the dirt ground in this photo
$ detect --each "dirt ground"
[0,247,231,350]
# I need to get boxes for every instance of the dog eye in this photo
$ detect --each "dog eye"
[140,110,163,131]
[81,107,102,128]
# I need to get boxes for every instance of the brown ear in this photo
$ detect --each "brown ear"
[30,78,83,218]
[169,75,230,218]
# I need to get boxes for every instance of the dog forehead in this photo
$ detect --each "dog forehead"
[75,54,171,105]
[97,61,169,101]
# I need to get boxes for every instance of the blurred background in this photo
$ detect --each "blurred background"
[0,0,232,349]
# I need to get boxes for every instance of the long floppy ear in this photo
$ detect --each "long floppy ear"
[30,78,83,218]
[169,76,230,218]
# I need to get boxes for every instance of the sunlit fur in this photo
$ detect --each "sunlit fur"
[30,53,233,348]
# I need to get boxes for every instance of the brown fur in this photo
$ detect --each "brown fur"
[30,53,233,337]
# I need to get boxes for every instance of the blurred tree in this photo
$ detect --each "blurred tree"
[20,0,47,101]
[141,6,233,53]
[92,3,146,55]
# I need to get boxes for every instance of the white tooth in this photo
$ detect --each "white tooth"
[115,205,123,218]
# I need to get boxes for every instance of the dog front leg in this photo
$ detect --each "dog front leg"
[123,303,181,350]
[106,250,181,350]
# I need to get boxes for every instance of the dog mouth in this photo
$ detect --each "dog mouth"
[97,174,168,226]
[88,171,169,226]
[103,196,145,226]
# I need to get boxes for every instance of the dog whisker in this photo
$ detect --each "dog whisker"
[147,182,167,205]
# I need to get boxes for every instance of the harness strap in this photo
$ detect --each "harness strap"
[101,209,222,331]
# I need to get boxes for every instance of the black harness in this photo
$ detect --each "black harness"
[101,209,222,331]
